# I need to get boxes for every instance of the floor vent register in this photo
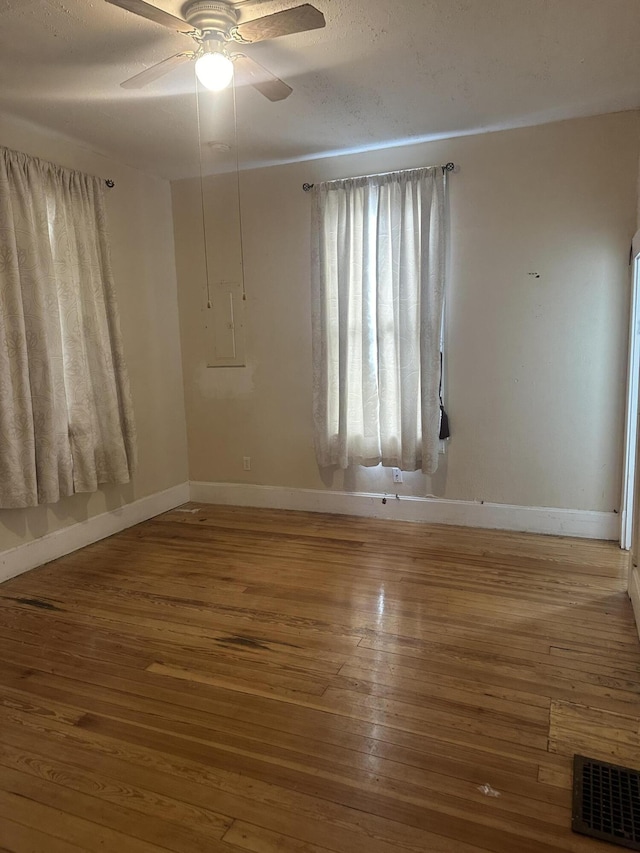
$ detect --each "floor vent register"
[573,755,640,850]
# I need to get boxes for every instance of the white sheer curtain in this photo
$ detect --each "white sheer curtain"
[0,146,136,508]
[311,166,448,474]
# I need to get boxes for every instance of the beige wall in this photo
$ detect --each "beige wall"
[628,146,640,603]
[0,114,188,552]
[173,112,639,512]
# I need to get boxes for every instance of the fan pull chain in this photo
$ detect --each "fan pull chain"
[195,77,213,309]
[232,79,247,302]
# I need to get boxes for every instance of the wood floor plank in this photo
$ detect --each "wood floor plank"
[0,656,550,782]
[0,761,235,853]
[0,818,86,853]
[549,699,640,764]
[222,821,341,853]
[0,740,233,847]
[0,503,637,852]
[0,787,168,853]
[334,662,552,720]
[0,707,497,853]
[538,762,573,789]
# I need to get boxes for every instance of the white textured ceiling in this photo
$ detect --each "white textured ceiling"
[2,0,640,179]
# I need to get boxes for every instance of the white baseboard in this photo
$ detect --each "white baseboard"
[0,482,189,585]
[189,481,619,541]
[0,479,619,587]
[628,566,640,641]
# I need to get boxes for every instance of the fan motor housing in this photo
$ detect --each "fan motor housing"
[183,1,238,36]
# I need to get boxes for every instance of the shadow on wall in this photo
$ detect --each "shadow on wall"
[0,482,136,543]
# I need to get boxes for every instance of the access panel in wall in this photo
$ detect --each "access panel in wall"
[205,280,246,367]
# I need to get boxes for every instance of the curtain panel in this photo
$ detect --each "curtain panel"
[311,166,448,474]
[0,146,136,508]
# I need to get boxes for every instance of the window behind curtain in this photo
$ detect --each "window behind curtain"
[310,166,448,475]
[0,146,136,508]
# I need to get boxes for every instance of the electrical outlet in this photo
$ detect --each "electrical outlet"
[243,456,251,471]
[392,467,403,483]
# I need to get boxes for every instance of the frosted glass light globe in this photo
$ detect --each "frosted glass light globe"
[195,52,234,91]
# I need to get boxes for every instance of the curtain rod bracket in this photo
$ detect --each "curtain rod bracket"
[302,163,455,192]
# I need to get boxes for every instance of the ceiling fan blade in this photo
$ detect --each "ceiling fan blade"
[121,51,195,88]
[105,0,201,35]
[232,54,293,101]
[232,4,325,44]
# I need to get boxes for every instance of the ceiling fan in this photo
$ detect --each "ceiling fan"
[106,0,326,100]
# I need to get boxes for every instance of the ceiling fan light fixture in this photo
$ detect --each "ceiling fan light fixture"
[195,50,234,91]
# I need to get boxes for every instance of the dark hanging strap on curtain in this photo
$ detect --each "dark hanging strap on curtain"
[439,350,450,440]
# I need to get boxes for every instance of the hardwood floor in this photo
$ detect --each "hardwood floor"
[0,503,637,852]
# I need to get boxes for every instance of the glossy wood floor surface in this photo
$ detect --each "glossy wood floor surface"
[0,504,638,853]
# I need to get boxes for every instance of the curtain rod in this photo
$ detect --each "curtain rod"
[302,162,455,192]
